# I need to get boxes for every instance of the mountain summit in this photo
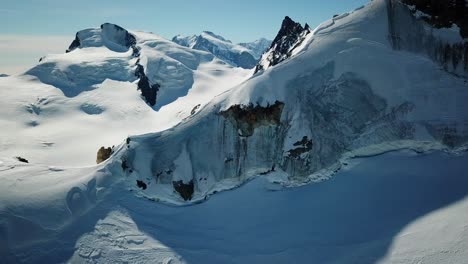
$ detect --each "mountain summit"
[254,16,311,73]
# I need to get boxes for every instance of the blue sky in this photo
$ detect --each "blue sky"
[0,0,368,74]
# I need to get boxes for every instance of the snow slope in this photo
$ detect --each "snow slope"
[0,24,250,166]
[112,0,468,203]
[2,150,468,263]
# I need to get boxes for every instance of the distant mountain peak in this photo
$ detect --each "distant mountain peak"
[172,32,260,69]
[201,31,232,43]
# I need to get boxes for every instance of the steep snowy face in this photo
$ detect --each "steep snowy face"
[172,31,258,69]
[254,16,311,73]
[115,0,468,203]
[238,38,272,59]
[387,0,468,77]
[66,23,137,53]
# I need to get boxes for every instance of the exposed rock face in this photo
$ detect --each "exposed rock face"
[287,136,313,158]
[136,180,147,190]
[219,101,285,137]
[124,62,408,201]
[0,74,9,77]
[134,55,159,107]
[387,0,468,77]
[16,156,29,163]
[172,180,194,201]
[136,74,159,106]
[96,146,113,164]
[401,0,468,38]
[254,16,311,73]
[66,35,81,53]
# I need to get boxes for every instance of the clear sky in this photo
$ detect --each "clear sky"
[0,0,368,75]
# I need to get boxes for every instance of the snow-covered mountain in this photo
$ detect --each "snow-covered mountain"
[0,23,250,166]
[2,0,468,263]
[29,23,250,109]
[116,0,468,204]
[172,31,268,69]
[238,38,272,59]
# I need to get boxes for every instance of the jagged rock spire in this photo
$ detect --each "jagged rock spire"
[254,16,311,73]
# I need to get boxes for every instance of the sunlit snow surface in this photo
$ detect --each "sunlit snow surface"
[1,0,468,262]
[0,35,250,166]
[1,151,468,263]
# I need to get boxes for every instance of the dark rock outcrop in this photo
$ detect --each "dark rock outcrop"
[172,180,194,201]
[136,180,147,190]
[254,16,311,73]
[16,156,29,163]
[65,23,137,53]
[135,66,159,107]
[101,23,137,48]
[66,34,81,53]
[96,146,113,164]
[287,136,313,158]
[401,0,468,38]
[219,101,284,137]
[173,32,258,69]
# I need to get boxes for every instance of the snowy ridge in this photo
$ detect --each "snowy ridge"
[108,0,468,204]
[172,32,266,69]
[0,23,250,166]
[238,38,272,59]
